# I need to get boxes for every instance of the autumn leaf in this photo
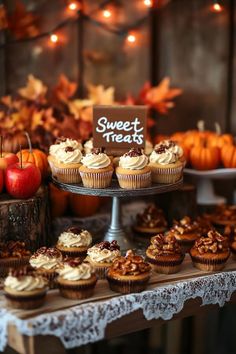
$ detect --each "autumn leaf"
[0,5,8,30]
[68,99,93,119]
[18,75,47,102]
[52,74,77,103]
[88,84,115,105]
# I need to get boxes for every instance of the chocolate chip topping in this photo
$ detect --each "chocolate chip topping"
[91,147,105,154]
[148,233,182,256]
[124,148,143,157]
[96,240,120,251]
[31,247,62,259]
[55,136,67,144]
[136,204,167,228]
[155,140,176,154]
[193,230,229,254]
[110,249,151,276]
[67,227,82,235]
[9,266,32,278]
[64,257,83,267]
[65,146,74,152]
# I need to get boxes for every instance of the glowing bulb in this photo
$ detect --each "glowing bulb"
[50,34,58,43]
[127,34,136,44]
[144,0,153,7]
[211,2,223,12]
[68,2,78,11]
[103,9,112,18]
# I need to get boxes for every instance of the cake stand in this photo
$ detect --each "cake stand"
[184,168,236,205]
[53,178,183,250]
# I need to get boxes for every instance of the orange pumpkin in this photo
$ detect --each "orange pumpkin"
[190,141,220,170]
[221,144,236,168]
[17,133,49,178]
[49,183,69,218]
[207,123,233,149]
[69,194,101,217]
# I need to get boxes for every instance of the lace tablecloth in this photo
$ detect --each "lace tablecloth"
[0,270,236,351]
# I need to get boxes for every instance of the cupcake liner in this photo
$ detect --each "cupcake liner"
[190,253,229,272]
[5,290,46,310]
[0,257,30,278]
[116,171,151,189]
[80,170,113,188]
[150,165,183,184]
[107,275,150,294]
[57,276,97,299]
[94,265,109,280]
[146,255,184,274]
[49,161,81,184]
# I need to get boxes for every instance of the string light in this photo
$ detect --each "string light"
[102,9,112,18]
[50,33,59,44]
[211,1,223,12]
[67,1,80,12]
[144,0,153,7]
[126,33,136,44]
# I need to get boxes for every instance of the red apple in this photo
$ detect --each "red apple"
[0,152,19,170]
[0,170,3,193]
[5,162,41,199]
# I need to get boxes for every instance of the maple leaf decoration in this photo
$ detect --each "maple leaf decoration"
[7,0,39,39]
[68,99,93,119]
[18,75,47,102]
[52,75,77,104]
[140,77,183,115]
[88,84,115,105]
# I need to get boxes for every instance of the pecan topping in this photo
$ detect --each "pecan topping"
[96,240,120,251]
[65,146,74,152]
[193,230,229,254]
[196,216,213,236]
[155,140,176,154]
[136,204,167,229]
[224,225,236,242]
[67,227,82,234]
[31,247,62,259]
[64,257,83,267]
[147,233,182,256]
[124,148,142,157]
[0,241,31,259]
[170,216,200,235]
[211,204,236,222]
[110,250,151,276]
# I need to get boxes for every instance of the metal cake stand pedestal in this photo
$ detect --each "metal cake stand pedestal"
[184,168,236,205]
[53,178,183,250]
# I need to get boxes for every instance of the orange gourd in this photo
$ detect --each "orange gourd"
[49,183,69,218]
[221,144,236,168]
[69,194,101,217]
[17,132,49,178]
[207,123,233,149]
[190,140,220,170]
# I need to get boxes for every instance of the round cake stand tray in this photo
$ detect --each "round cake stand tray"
[184,168,236,205]
[53,178,183,250]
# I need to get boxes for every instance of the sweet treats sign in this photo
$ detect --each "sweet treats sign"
[93,105,147,154]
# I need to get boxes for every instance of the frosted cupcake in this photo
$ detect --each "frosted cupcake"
[86,240,121,279]
[4,268,48,309]
[149,140,184,184]
[56,227,92,260]
[116,148,151,189]
[0,241,31,278]
[79,148,113,188]
[48,137,83,183]
[29,247,62,288]
[57,258,97,299]
[83,138,94,154]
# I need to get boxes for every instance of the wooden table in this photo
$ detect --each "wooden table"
[4,257,236,354]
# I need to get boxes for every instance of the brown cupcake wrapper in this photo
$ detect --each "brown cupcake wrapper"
[35,270,58,289]
[94,266,109,280]
[5,291,46,310]
[116,171,151,189]
[0,257,30,278]
[80,170,113,188]
[60,249,87,261]
[107,275,150,294]
[190,253,229,271]
[49,162,81,184]
[151,165,183,184]
[146,254,184,267]
[58,278,97,299]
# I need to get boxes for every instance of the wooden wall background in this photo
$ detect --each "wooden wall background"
[1,0,235,134]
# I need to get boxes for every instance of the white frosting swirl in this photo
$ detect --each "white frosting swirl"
[144,141,153,156]
[30,254,62,270]
[83,138,93,154]
[81,153,111,169]
[49,138,82,156]
[119,154,148,170]
[149,150,177,165]
[53,148,82,164]
[4,275,46,291]
[87,246,120,263]
[57,262,94,281]
[58,230,92,248]
[162,140,183,158]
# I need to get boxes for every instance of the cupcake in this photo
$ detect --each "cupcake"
[4,268,48,309]
[196,215,214,236]
[86,240,121,279]
[226,226,236,259]
[0,241,31,278]
[48,137,83,183]
[168,216,201,253]
[190,230,230,271]
[146,234,184,274]
[149,140,185,184]
[133,204,167,235]
[56,227,92,260]
[116,148,151,189]
[29,247,62,288]
[79,148,113,188]
[209,205,236,227]
[57,258,97,300]
[107,250,151,294]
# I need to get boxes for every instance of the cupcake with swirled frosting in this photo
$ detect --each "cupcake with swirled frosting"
[86,240,121,279]
[149,140,185,184]
[48,137,83,183]
[116,148,151,189]
[79,148,113,188]
[4,267,48,309]
[57,258,97,299]
[56,227,92,260]
[29,247,62,288]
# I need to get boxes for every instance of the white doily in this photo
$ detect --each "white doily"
[0,271,236,351]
